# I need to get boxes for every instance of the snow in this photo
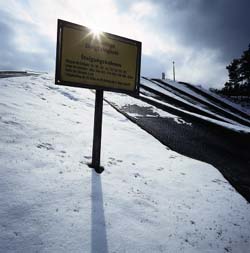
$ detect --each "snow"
[104,91,193,126]
[105,78,250,133]
[155,78,250,125]
[141,78,250,130]
[139,94,250,134]
[140,78,241,126]
[193,84,250,115]
[1,75,250,252]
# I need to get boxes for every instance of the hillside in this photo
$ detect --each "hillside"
[0,74,250,252]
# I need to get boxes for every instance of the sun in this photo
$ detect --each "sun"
[90,27,103,40]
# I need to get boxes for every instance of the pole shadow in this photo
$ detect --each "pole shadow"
[91,170,108,253]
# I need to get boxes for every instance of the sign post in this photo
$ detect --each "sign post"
[90,89,104,173]
[55,19,141,173]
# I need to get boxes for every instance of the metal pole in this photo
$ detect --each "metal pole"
[173,61,175,82]
[90,89,104,173]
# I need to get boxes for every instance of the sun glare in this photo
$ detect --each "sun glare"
[90,27,102,40]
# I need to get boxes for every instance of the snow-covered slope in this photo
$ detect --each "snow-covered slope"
[140,78,248,127]
[141,77,250,130]
[158,78,249,117]
[1,75,250,252]
[183,81,250,115]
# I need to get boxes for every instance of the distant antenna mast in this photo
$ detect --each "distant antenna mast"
[172,61,175,82]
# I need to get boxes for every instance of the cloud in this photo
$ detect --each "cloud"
[157,0,250,62]
[0,9,54,72]
[0,0,249,88]
[139,0,250,87]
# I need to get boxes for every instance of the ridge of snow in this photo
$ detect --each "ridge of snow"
[140,94,250,134]
[193,83,250,115]
[140,78,241,126]
[156,78,250,125]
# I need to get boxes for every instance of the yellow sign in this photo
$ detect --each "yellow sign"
[56,20,141,94]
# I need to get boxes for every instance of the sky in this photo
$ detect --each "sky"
[0,0,250,89]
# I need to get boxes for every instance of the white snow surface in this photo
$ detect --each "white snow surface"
[156,79,250,124]
[104,92,193,126]
[140,95,250,134]
[140,78,242,126]
[1,75,250,253]
[192,84,250,115]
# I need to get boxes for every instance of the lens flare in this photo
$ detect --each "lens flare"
[90,27,102,40]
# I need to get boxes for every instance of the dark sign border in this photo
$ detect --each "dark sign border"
[55,19,141,95]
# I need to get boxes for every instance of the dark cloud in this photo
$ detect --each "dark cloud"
[0,10,54,72]
[157,0,250,63]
